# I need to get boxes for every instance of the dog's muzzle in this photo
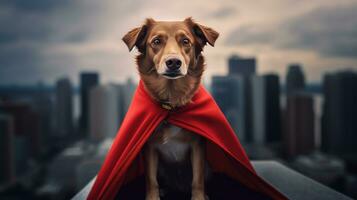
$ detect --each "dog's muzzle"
[161,55,186,79]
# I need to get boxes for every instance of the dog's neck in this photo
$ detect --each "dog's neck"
[138,55,205,108]
[141,75,201,108]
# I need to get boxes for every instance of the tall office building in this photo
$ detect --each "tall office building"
[252,74,281,144]
[0,102,34,174]
[26,111,41,158]
[33,83,53,155]
[228,55,256,76]
[321,71,357,160]
[228,55,256,142]
[119,78,136,121]
[211,75,246,141]
[286,64,305,94]
[89,85,120,141]
[0,115,15,185]
[283,93,315,157]
[0,102,41,158]
[80,72,99,136]
[0,102,30,136]
[55,78,73,138]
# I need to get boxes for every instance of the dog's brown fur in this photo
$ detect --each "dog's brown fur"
[139,56,204,107]
[123,17,218,107]
[123,18,218,200]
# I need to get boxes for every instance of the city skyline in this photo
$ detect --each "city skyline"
[1,55,357,199]
[0,0,357,86]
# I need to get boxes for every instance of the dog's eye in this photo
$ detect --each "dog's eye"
[182,38,190,46]
[152,38,161,45]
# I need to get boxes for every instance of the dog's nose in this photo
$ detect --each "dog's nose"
[165,58,182,70]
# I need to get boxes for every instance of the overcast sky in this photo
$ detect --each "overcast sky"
[0,0,356,86]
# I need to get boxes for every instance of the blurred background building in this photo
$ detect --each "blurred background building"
[228,55,256,142]
[211,75,245,140]
[321,72,357,168]
[252,74,281,144]
[89,84,120,141]
[55,78,73,141]
[80,73,99,137]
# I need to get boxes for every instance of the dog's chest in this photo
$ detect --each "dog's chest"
[152,123,192,163]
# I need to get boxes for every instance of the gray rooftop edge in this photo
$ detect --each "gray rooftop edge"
[72,160,353,200]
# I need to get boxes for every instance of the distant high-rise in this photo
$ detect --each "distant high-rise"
[286,64,305,94]
[80,72,99,135]
[0,115,15,185]
[26,111,41,158]
[211,75,246,141]
[89,85,120,141]
[0,102,41,158]
[321,71,357,160]
[119,78,136,122]
[227,55,256,142]
[228,55,256,76]
[252,74,281,144]
[0,103,30,136]
[0,102,35,173]
[55,78,73,138]
[283,93,315,157]
[33,83,53,155]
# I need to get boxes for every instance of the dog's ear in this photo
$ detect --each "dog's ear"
[185,17,219,47]
[122,18,155,51]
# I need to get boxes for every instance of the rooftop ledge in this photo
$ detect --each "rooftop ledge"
[72,160,353,200]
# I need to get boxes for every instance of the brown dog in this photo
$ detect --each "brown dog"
[122,18,219,200]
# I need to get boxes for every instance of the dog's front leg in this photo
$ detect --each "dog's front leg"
[145,144,160,200]
[191,139,207,200]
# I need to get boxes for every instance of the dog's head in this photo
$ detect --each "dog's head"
[122,18,219,79]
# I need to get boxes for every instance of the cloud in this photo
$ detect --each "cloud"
[0,0,356,85]
[225,25,273,45]
[207,6,237,19]
[0,6,54,45]
[226,3,357,58]
[1,0,72,12]
[0,0,207,86]
[0,1,66,84]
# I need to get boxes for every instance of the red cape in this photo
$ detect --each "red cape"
[87,80,287,200]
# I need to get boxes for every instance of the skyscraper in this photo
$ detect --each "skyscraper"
[286,64,305,94]
[283,93,315,157]
[228,55,256,76]
[252,74,281,144]
[118,78,136,122]
[33,83,53,155]
[321,71,357,160]
[80,72,99,136]
[0,115,15,185]
[228,55,256,142]
[0,102,33,174]
[211,75,246,141]
[26,111,41,158]
[89,85,120,141]
[55,78,73,139]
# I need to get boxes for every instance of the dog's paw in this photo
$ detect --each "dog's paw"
[191,190,208,200]
[145,195,160,200]
[145,190,160,200]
